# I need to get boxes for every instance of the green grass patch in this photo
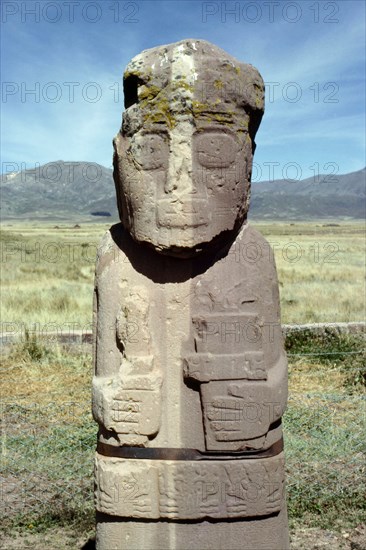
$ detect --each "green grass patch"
[284,395,365,526]
[1,342,96,535]
[1,333,365,536]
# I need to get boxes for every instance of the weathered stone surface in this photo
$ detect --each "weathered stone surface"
[92,223,287,452]
[113,39,264,257]
[96,510,290,550]
[95,454,285,519]
[93,39,288,549]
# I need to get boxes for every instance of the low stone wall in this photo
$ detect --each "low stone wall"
[282,322,365,337]
[0,329,93,347]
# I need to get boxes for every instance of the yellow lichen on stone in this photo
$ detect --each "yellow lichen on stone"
[171,80,194,93]
[138,85,161,101]
[191,100,237,126]
[142,95,176,129]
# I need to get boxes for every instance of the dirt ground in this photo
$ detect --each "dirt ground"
[290,524,365,550]
[0,524,365,549]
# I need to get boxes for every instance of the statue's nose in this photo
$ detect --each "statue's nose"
[165,122,198,196]
[166,156,197,194]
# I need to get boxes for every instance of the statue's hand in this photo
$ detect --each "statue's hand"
[92,356,163,444]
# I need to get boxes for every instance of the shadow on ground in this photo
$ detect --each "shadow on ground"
[81,538,96,549]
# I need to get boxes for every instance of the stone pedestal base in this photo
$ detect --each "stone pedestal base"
[96,507,289,550]
[95,452,289,549]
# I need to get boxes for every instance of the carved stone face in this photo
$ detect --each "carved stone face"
[113,40,264,257]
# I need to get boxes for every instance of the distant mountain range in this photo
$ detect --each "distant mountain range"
[1,161,365,221]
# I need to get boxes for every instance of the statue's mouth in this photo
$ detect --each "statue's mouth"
[157,198,210,228]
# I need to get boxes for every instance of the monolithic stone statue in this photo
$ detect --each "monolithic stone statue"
[92,39,289,550]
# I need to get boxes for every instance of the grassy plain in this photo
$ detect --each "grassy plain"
[255,221,365,323]
[1,220,365,547]
[0,334,364,547]
[0,220,365,331]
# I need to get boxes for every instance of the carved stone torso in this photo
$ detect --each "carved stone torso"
[93,222,287,452]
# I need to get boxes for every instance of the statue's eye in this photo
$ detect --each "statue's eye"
[131,134,168,170]
[195,133,237,168]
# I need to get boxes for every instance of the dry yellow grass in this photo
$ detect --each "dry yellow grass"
[256,221,365,323]
[1,220,364,328]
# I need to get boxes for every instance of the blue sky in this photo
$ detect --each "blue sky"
[1,0,365,180]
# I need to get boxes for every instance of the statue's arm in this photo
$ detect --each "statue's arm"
[92,228,162,446]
